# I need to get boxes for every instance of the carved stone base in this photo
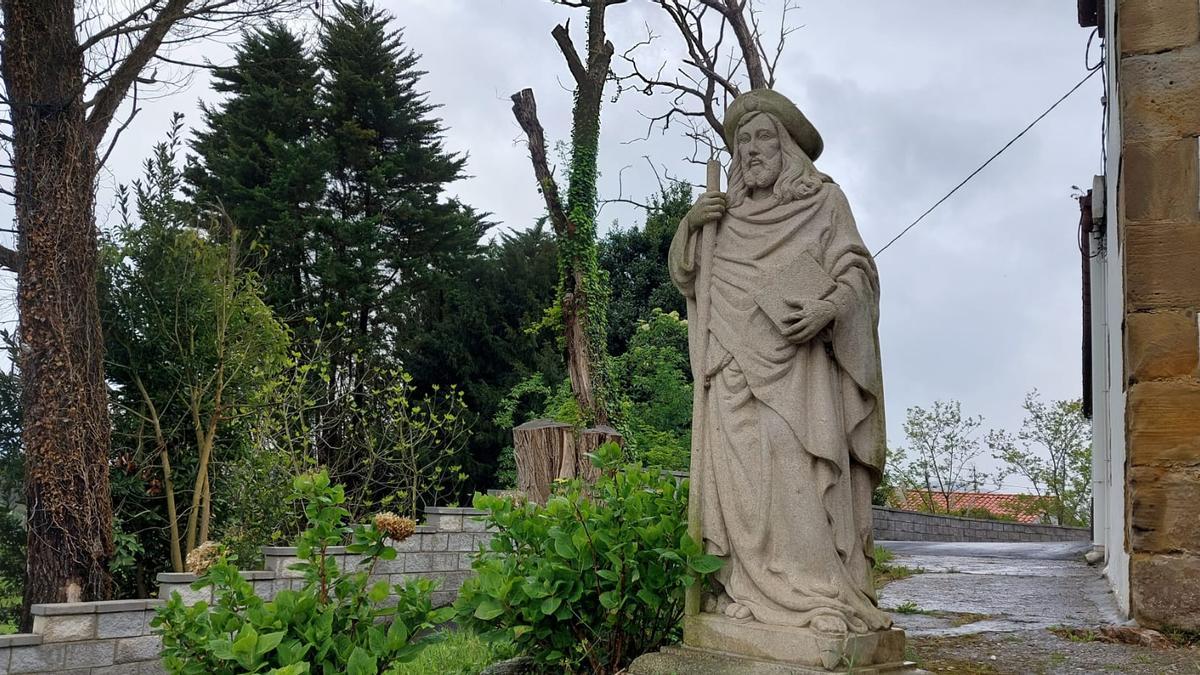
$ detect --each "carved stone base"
[628,613,921,673]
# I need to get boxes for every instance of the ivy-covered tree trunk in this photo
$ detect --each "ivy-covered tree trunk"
[1,0,114,624]
[513,0,622,426]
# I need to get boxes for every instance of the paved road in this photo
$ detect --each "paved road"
[876,540,1126,636]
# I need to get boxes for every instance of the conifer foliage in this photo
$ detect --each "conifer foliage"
[187,2,488,495]
[187,23,326,325]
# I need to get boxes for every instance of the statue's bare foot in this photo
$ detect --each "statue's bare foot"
[724,602,752,620]
[811,615,848,635]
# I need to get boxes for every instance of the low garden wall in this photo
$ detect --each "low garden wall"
[0,506,490,675]
[871,506,1091,543]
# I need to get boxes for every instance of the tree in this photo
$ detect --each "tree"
[599,182,691,355]
[988,393,1092,526]
[186,22,328,327]
[0,0,301,621]
[401,222,564,489]
[510,0,628,425]
[102,121,290,573]
[609,309,693,470]
[312,0,486,473]
[316,0,480,355]
[893,400,998,514]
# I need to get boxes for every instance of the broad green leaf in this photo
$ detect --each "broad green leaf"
[345,646,376,675]
[474,598,505,621]
[689,554,723,574]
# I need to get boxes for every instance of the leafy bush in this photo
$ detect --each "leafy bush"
[454,443,719,674]
[608,310,693,471]
[153,470,452,674]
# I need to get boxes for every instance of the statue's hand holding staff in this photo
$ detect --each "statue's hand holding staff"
[686,191,727,231]
[782,298,837,344]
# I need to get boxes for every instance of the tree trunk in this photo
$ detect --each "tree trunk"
[513,419,623,504]
[2,0,114,627]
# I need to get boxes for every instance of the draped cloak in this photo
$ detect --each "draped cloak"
[668,181,892,633]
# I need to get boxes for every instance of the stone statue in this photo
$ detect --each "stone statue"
[635,89,906,672]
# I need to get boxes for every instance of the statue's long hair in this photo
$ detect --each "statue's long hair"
[727,110,830,208]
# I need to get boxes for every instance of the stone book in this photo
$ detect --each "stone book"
[753,250,837,334]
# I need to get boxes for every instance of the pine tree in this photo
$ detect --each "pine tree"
[186,23,327,327]
[316,0,481,368]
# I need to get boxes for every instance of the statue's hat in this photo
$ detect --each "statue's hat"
[724,89,823,161]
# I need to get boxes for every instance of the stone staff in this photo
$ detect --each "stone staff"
[684,156,722,616]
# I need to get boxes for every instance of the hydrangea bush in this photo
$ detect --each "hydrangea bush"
[153,471,451,675]
[454,442,721,674]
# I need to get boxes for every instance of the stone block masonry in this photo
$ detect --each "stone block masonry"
[0,506,492,673]
[1117,0,1200,631]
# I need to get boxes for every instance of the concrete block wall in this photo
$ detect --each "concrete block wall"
[158,507,492,609]
[0,506,491,674]
[1116,0,1200,631]
[871,507,1090,544]
[0,600,166,674]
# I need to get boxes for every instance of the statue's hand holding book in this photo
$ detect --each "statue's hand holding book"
[754,251,838,344]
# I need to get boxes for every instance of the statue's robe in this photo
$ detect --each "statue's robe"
[669,181,892,633]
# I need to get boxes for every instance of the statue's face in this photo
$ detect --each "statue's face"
[736,113,783,192]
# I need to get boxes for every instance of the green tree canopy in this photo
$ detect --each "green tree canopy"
[102,120,290,580]
[599,182,690,355]
[186,22,327,326]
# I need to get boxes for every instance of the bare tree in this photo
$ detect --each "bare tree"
[0,0,301,624]
[510,0,627,425]
[617,0,799,163]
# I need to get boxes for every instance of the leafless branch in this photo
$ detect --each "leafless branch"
[97,83,141,171]
[510,88,571,237]
[0,244,20,274]
[552,22,588,86]
[615,0,800,153]
[81,0,305,150]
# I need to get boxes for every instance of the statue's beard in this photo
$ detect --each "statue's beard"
[744,161,780,191]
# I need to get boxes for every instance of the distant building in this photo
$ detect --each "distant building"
[894,490,1044,524]
[1080,0,1200,630]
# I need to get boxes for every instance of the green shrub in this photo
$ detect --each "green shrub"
[454,442,720,674]
[152,470,452,674]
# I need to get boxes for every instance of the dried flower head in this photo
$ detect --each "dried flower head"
[186,541,225,575]
[373,512,416,542]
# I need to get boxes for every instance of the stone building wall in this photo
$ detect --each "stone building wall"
[1116,0,1200,630]
[0,506,490,674]
[871,507,1090,544]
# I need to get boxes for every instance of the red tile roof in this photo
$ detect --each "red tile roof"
[896,490,1043,524]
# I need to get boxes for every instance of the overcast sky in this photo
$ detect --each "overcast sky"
[1,1,1104,491]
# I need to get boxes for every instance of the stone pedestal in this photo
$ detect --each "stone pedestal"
[629,613,922,674]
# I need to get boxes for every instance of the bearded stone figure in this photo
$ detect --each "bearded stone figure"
[639,89,905,672]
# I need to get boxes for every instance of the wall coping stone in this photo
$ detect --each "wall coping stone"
[30,599,166,618]
[0,633,42,647]
[156,573,196,583]
[30,603,102,616]
[425,507,487,515]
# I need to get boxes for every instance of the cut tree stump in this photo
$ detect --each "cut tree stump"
[512,419,623,503]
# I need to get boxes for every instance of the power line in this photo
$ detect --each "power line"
[873,67,1102,258]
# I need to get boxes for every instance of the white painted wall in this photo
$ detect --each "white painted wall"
[1098,0,1130,614]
